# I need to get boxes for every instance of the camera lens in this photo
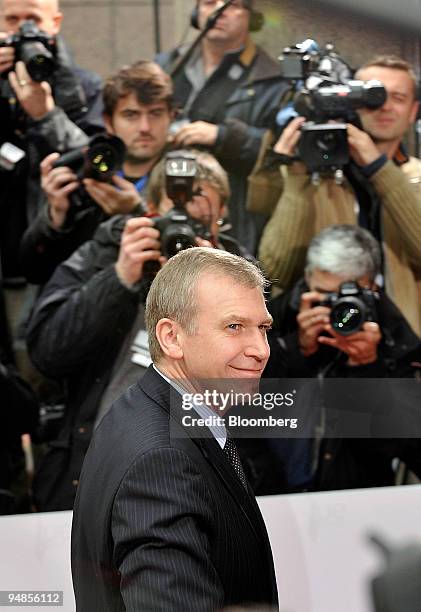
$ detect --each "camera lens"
[161,224,197,259]
[330,299,365,336]
[84,134,126,182]
[21,42,55,82]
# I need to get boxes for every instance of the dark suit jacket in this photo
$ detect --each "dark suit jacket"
[71,366,278,611]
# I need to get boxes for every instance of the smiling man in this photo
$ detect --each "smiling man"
[71,247,278,612]
[258,55,421,336]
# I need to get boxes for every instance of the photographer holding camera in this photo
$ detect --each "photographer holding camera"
[0,0,103,288]
[253,225,421,493]
[158,0,288,255]
[25,149,250,511]
[255,55,421,337]
[19,61,174,286]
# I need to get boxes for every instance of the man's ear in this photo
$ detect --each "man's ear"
[103,114,115,135]
[51,12,63,35]
[155,318,183,360]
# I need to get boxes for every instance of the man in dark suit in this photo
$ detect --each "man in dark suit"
[71,247,278,611]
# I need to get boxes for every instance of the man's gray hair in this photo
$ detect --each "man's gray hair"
[305,225,381,281]
[145,247,268,363]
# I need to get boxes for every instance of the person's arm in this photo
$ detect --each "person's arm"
[257,117,317,288]
[26,227,137,378]
[26,217,161,378]
[258,168,316,288]
[112,447,224,611]
[347,123,421,265]
[19,203,104,285]
[369,160,421,265]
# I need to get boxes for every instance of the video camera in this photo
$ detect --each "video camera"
[153,151,211,259]
[51,132,126,210]
[0,20,56,82]
[316,281,379,336]
[279,40,387,182]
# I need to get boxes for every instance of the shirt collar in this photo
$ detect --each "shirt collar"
[153,365,227,448]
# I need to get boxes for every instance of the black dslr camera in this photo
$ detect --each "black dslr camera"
[279,41,386,182]
[51,132,126,210]
[153,151,210,259]
[317,281,379,336]
[0,20,56,82]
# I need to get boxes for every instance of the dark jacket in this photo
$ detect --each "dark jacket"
[157,40,289,254]
[71,366,278,611]
[240,279,421,494]
[0,285,38,512]
[0,36,103,282]
[27,214,251,511]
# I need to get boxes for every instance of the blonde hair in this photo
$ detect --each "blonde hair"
[145,247,267,362]
[147,149,230,210]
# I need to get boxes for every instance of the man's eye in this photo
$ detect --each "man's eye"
[228,323,240,330]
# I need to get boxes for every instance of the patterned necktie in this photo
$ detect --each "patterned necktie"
[223,437,248,490]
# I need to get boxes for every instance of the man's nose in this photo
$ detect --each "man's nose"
[244,331,270,362]
[138,115,151,132]
[381,94,394,111]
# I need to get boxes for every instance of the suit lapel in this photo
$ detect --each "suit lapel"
[139,367,271,548]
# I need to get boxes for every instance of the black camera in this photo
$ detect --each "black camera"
[317,281,379,336]
[0,20,56,82]
[153,151,210,259]
[51,132,126,210]
[279,41,387,179]
[52,133,126,182]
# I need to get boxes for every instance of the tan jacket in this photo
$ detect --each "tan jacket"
[254,157,421,336]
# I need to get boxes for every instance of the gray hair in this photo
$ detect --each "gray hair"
[305,225,381,280]
[145,247,268,363]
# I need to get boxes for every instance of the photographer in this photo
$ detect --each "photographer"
[158,0,288,255]
[255,225,421,493]
[256,55,421,337]
[19,61,174,286]
[0,0,103,288]
[26,149,249,511]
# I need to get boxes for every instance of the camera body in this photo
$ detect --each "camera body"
[279,41,387,176]
[153,151,210,259]
[51,132,126,210]
[0,20,56,82]
[317,281,379,336]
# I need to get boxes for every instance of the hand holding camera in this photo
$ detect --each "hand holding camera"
[318,320,381,366]
[83,175,142,217]
[41,152,79,229]
[0,32,15,74]
[8,60,55,120]
[115,217,164,288]
[298,281,381,365]
[297,290,331,356]
[346,122,382,167]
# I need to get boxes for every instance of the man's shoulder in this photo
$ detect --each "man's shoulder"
[95,367,175,453]
[72,65,102,95]
[250,45,284,84]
